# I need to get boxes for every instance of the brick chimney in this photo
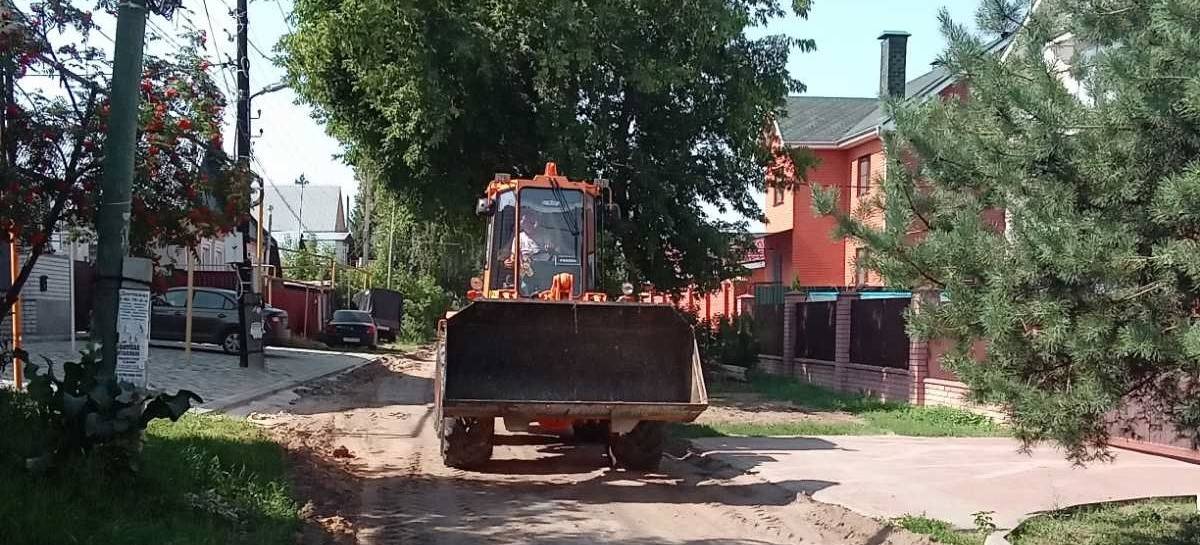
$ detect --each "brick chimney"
[878,31,911,98]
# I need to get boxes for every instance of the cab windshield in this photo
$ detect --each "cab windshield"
[514,188,584,296]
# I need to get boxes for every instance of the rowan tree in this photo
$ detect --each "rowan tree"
[281,0,815,292]
[816,0,1200,461]
[0,1,250,330]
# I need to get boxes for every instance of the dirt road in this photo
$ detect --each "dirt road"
[239,350,929,545]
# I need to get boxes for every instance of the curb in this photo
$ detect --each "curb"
[204,357,376,413]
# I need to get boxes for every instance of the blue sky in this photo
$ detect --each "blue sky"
[751,1,978,98]
[27,0,981,229]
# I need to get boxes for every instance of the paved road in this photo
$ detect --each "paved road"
[17,340,373,410]
[690,434,1200,530]
[244,353,928,545]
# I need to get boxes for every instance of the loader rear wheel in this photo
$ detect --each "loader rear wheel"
[441,417,494,469]
[608,421,666,471]
[572,420,610,443]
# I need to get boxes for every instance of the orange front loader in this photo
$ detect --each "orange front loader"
[434,164,708,471]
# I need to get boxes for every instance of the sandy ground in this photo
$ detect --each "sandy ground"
[236,350,933,545]
[694,392,863,427]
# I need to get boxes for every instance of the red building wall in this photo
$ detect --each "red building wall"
[790,148,851,287]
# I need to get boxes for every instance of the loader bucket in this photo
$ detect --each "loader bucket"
[441,300,702,409]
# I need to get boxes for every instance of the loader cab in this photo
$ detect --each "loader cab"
[481,165,601,299]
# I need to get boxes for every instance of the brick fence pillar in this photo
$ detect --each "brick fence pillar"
[907,288,940,405]
[834,291,858,392]
[783,291,805,375]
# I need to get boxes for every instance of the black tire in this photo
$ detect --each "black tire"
[572,420,610,443]
[609,421,666,471]
[440,417,494,469]
[220,329,241,354]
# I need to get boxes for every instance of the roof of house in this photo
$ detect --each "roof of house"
[261,184,347,234]
[778,33,1013,146]
[778,64,952,145]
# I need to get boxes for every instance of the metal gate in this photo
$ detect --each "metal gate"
[753,282,784,357]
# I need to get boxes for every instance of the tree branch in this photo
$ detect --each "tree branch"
[2,191,71,314]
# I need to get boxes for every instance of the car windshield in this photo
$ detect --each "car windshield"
[333,310,373,323]
[515,187,584,296]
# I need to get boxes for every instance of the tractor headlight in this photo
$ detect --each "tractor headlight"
[621,282,635,296]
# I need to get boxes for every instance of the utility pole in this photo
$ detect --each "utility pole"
[234,0,263,369]
[361,169,372,266]
[2,2,23,388]
[93,0,149,378]
[295,175,309,249]
[386,200,397,289]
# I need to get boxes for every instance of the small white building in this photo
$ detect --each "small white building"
[262,184,354,264]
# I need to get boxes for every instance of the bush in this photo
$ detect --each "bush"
[20,348,202,472]
[688,311,759,369]
[398,273,451,343]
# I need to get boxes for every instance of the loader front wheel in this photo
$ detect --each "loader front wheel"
[608,421,666,471]
[441,417,494,469]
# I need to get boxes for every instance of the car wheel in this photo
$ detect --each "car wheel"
[221,329,242,354]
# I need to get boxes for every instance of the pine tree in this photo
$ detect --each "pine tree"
[816,0,1200,461]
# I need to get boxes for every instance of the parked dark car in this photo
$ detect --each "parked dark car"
[151,287,289,354]
[323,310,379,349]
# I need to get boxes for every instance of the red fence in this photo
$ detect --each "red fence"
[268,278,332,339]
[164,269,240,291]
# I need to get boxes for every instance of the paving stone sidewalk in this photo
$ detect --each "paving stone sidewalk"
[687,435,1200,531]
[13,340,374,411]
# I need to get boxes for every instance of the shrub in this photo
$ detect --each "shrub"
[398,273,451,342]
[688,311,759,369]
[21,347,202,472]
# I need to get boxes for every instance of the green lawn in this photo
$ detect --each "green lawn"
[1010,497,1200,545]
[0,392,300,545]
[676,374,1007,438]
[893,515,987,545]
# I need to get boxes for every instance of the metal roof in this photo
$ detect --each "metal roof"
[261,184,347,234]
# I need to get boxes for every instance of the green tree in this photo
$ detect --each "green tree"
[1,1,248,329]
[281,0,814,292]
[816,0,1200,461]
[354,178,482,341]
[281,239,334,282]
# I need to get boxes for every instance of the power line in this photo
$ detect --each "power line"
[273,0,295,34]
[251,155,310,234]
[200,0,237,99]
[144,17,189,52]
[247,36,279,64]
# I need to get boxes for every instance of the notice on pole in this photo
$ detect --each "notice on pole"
[116,288,150,387]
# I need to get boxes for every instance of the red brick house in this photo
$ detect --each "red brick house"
[753,31,998,289]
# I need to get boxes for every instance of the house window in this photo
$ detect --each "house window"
[772,186,785,206]
[856,155,871,196]
[855,247,870,286]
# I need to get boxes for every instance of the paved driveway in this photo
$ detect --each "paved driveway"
[689,435,1200,530]
[14,340,375,411]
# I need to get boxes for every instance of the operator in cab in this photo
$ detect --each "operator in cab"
[505,212,555,292]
